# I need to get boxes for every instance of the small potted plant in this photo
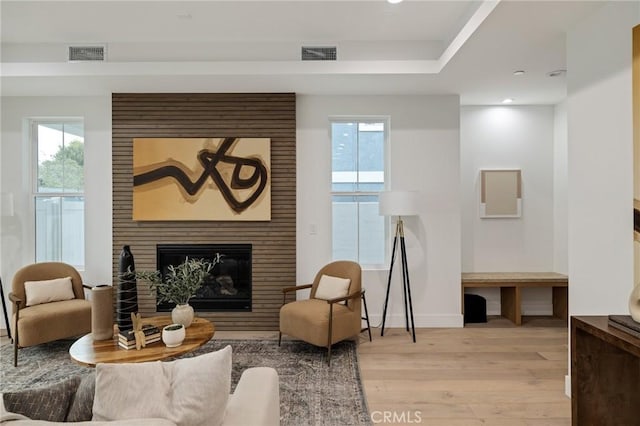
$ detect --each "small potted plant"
[134,255,221,327]
[162,323,186,347]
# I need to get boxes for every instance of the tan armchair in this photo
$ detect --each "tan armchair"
[9,262,92,366]
[279,260,371,365]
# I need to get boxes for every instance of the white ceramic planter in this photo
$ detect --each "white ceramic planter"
[172,303,194,327]
[162,323,186,347]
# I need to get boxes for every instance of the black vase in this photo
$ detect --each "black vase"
[117,245,138,331]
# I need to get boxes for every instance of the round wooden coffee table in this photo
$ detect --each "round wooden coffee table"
[69,316,215,367]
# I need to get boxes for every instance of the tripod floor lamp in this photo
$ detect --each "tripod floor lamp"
[379,190,418,342]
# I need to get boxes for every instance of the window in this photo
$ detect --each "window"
[331,119,387,266]
[32,120,85,268]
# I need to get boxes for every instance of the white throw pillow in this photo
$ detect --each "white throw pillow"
[24,276,75,307]
[314,274,351,301]
[92,361,170,422]
[92,345,232,426]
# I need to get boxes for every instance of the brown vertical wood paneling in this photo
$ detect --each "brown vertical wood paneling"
[112,93,296,330]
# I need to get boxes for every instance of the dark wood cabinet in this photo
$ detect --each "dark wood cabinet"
[571,316,640,426]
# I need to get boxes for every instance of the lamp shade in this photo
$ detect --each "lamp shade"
[379,190,419,216]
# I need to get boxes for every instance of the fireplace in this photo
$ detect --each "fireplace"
[156,244,252,312]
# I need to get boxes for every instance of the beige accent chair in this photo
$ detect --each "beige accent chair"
[9,262,92,366]
[279,260,371,365]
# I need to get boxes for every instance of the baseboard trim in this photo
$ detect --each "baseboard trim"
[368,314,463,328]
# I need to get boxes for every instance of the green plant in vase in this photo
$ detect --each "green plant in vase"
[134,255,222,327]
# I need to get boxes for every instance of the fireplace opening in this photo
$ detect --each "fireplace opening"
[156,244,252,312]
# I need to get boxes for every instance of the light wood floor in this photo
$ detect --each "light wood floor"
[3,317,571,425]
[358,317,570,426]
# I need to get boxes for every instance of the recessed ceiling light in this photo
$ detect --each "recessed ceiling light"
[513,70,525,76]
[387,0,404,4]
[547,69,566,77]
[502,98,514,104]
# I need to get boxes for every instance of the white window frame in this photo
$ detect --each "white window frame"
[31,118,85,269]
[329,116,390,268]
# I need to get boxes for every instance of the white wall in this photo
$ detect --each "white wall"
[567,1,639,317]
[1,93,463,333]
[0,96,112,333]
[553,101,568,275]
[460,105,556,315]
[297,95,463,327]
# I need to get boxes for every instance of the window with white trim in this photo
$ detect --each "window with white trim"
[32,120,85,268]
[331,119,387,266]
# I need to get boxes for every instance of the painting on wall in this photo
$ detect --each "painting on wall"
[132,137,271,221]
[480,169,522,218]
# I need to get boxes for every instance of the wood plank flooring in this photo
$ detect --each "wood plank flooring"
[2,317,571,425]
[358,318,570,425]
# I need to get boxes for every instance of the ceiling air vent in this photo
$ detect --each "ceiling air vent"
[68,45,106,62]
[301,46,337,61]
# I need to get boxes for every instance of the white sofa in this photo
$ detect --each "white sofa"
[2,356,280,426]
[224,367,281,426]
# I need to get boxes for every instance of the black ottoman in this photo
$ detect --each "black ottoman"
[464,293,487,324]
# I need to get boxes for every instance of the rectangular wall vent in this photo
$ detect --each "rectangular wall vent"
[68,45,106,62]
[301,46,337,61]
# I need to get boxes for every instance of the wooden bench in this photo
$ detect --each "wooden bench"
[461,272,568,325]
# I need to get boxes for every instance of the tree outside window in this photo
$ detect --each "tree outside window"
[33,121,85,268]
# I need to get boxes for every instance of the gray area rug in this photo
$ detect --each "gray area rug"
[1,339,371,426]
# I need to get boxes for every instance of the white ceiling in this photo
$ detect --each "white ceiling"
[1,0,606,104]
[1,1,477,44]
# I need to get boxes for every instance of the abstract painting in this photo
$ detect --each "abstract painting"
[480,169,522,218]
[132,137,271,221]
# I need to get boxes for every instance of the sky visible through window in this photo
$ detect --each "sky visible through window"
[331,120,386,266]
